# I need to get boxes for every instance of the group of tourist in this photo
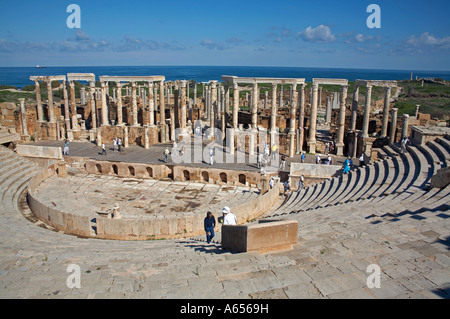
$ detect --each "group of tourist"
[315,153,333,165]
[96,137,123,156]
[203,206,237,244]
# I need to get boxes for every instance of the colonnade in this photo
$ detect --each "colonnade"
[28,74,400,158]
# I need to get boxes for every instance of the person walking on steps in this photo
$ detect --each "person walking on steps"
[101,143,107,156]
[204,211,216,244]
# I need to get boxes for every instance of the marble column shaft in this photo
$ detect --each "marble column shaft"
[361,85,372,138]
[270,83,277,132]
[350,86,359,132]
[210,81,217,135]
[233,83,239,130]
[63,81,70,132]
[89,83,97,129]
[336,85,348,156]
[180,80,187,135]
[251,83,258,130]
[116,83,123,125]
[148,82,154,126]
[101,82,109,126]
[46,81,55,123]
[401,114,409,139]
[289,84,297,157]
[298,84,305,153]
[389,108,398,144]
[308,83,319,154]
[381,87,392,138]
[35,81,44,122]
[69,82,78,130]
[19,98,28,135]
[131,82,139,126]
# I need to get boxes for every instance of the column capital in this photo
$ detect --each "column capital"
[131,81,136,87]
[312,83,319,91]
[116,82,123,88]
[341,85,348,92]
[233,83,239,90]
[180,80,187,88]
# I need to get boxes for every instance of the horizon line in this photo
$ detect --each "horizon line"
[0,65,449,74]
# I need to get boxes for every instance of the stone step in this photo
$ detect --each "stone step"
[427,140,450,164]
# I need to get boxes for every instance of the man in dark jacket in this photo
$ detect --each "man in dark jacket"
[204,211,216,244]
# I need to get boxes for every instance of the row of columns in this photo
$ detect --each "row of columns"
[30,76,404,157]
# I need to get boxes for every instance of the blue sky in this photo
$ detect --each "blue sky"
[0,0,449,70]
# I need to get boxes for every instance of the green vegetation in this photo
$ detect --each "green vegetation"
[395,80,450,118]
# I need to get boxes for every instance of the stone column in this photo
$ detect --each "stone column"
[289,84,297,157]
[279,85,283,108]
[124,126,129,148]
[101,82,109,126]
[116,83,123,125]
[264,91,268,109]
[89,82,97,129]
[336,85,348,156]
[389,108,398,144]
[318,87,323,107]
[159,81,166,143]
[148,82,155,126]
[401,114,409,140]
[251,82,258,129]
[233,83,239,130]
[326,95,332,124]
[170,107,175,141]
[350,86,359,132]
[18,98,28,136]
[131,82,139,126]
[153,86,158,111]
[35,81,44,122]
[224,84,230,113]
[298,83,305,153]
[63,81,70,133]
[144,125,149,149]
[180,80,188,137]
[69,81,79,130]
[270,83,277,132]
[415,105,420,119]
[361,85,372,138]
[307,83,319,154]
[209,81,217,139]
[380,86,391,138]
[193,83,197,106]
[46,81,55,123]
[80,87,86,105]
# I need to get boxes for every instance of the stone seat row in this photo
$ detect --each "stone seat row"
[268,141,448,218]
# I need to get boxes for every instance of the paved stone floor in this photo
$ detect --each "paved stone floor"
[1,141,449,299]
[33,172,259,218]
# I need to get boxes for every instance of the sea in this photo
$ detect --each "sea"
[1,66,450,89]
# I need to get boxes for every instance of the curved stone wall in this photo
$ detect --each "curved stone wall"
[27,160,280,240]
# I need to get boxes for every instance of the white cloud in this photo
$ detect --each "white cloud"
[296,25,336,43]
[406,32,450,49]
[392,32,450,55]
[199,38,232,50]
